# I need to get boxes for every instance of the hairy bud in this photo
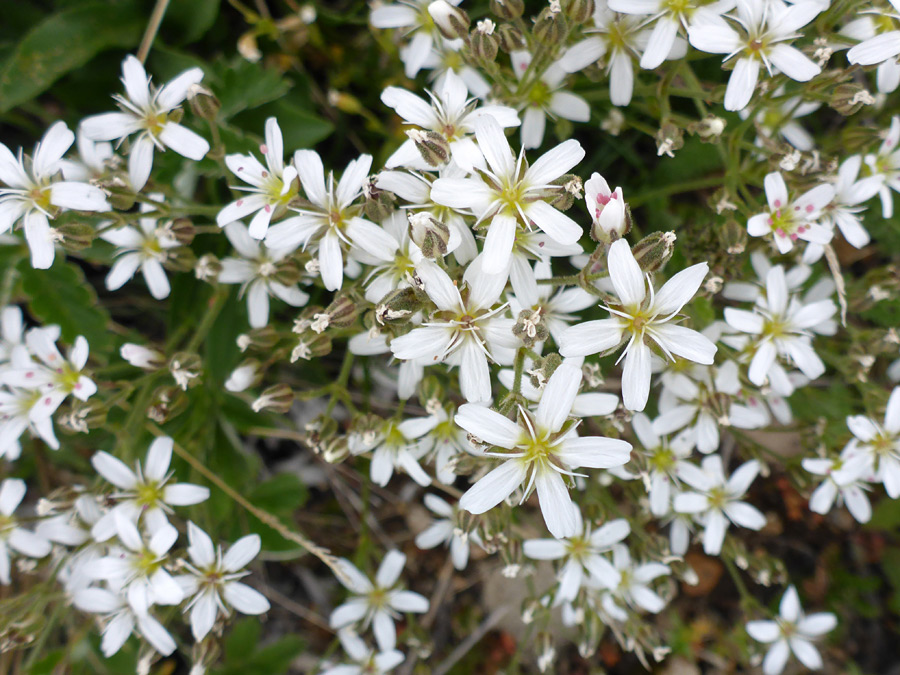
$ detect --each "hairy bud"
[314,294,360,332]
[409,212,451,259]
[164,246,197,273]
[364,178,397,222]
[719,218,747,255]
[513,308,549,347]
[632,231,676,274]
[238,325,280,352]
[291,333,332,362]
[187,83,221,122]
[252,383,294,413]
[375,286,423,325]
[148,386,189,424]
[561,0,594,23]
[195,253,221,281]
[490,0,524,19]
[533,4,568,46]
[428,0,470,40]
[470,20,500,62]
[407,129,451,167]
[656,122,684,158]
[496,23,526,53]
[57,221,96,252]
[830,83,875,116]
[529,352,563,390]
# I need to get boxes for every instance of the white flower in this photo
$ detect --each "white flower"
[847,0,900,67]
[177,523,270,642]
[741,94,819,151]
[1,327,97,411]
[87,512,184,614]
[263,150,395,291]
[0,121,111,268]
[59,130,115,182]
[595,544,670,619]
[455,361,632,539]
[674,455,766,555]
[630,413,693,516]
[0,386,61,458]
[389,256,517,403]
[746,172,834,255]
[864,116,900,218]
[219,222,309,327]
[687,0,824,111]
[820,155,882,249]
[560,238,717,411]
[509,51,590,149]
[329,550,429,651]
[321,629,405,675]
[724,264,835,386]
[841,12,900,93]
[100,204,181,300]
[802,456,872,523]
[841,386,900,498]
[73,587,176,657]
[371,0,462,78]
[430,116,585,274]
[81,55,209,190]
[415,493,482,569]
[0,306,26,365]
[746,585,836,675]
[0,478,51,584]
[523,518,629,603]
[90,436,210,541]
[217,117,299,239]
[381,70,519,170]
[352,416,438,487]
[608,0,734,69]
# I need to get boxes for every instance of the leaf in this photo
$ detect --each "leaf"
[214,619,304,675]
[215,58,292,120]
[17,258,113,354]
[163,0,222,44]
[250,473,309,514]
[0,1,144,113]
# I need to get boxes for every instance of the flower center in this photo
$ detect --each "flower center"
[136,481,164,508]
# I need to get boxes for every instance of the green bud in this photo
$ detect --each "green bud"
[164,246,197,273]
[497,23,526,53]
[375,286,424,325]
[631,231,676,274]
[407,129,451,167]
[272,257,302,286]
[533,5,568,46]
[169,217,195,246]
[513,308,549,348]
[719,218,747,255]
[408,212,451,259]
[470,20,500,62]
[187,83,221,122]
[252,383,294,413]
[418,376,445,407]
[57,221,96,252]
[830,83,875,116]
[655,122,684,158]
[561,0,594,24]
[59,399,107,434]
[291,333,332,362]
[195,253,221,281]
[490,0,524,19]
[364,178,397,222]
[529,352,563,390]
[237,326,281,352]
[313,293,361,332]
[428,0,470,40]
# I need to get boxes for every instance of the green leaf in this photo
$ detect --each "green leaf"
[215,58,292,120]
[214,619,304,675]
[17,258,113,354]
[163,0,222,44]
[250,473,309,514]
[0,1,144,113]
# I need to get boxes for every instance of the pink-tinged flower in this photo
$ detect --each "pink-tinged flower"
[746,172,834,255]
[81,55,209,191]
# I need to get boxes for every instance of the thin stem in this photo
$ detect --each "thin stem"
[136,0,172,64]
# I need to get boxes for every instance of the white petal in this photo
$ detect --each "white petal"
[459,460,527,514]
[724,57,759,112]
[556,436,632,469]
[455,404,521,448]
[524,200,582,246]
[535,469,579,539]
[536,361,581,433]
[190,591,218,641]
[91,451,137,489]
[747,620,780,643]
[158,122,209,160]
[223,581,270,614]
[621,342,652,412]
[652,262,708,316]
[223,534,261,572]
[607,239,646,307]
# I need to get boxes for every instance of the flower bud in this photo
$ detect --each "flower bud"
[428,0,470,40]
[544,174,581,211]
[533,4,568,47]
[561,0,594,23]
[409,212,451,259]
[375,286,424,325]
[195,253,221,281]
[513,308,549,347]
[312,294,360,333]
[108,189,137,210]
[252,383,294,413]
[291,333,332,362]
[57,221,96,252]
[164,246,197,273]
[407,129,451,167]
[490,0,524,19]
[690,114,726,141]
[529,352,562,390]
[718,218,747,255]
[187,83,221,122]
[167,218,195,246]
[169,352,202,390]
[470,20,500,62]
[225,359,261,392]
[237,31,262,62]
[632,231,676,274]
[496,23,526,53]
[237,325,280,352]
[364,178,396,222]
[120,343,166,370]
[148,386,189,423]
[830,83,875,116]
[585,173,628,243]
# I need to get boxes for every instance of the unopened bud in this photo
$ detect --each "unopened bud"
[108,190,137,210]
[585,172,628,243]
[491,0,524,19]
[237,325,280,352]
[497,23,526,53]
[513,308,549,347]
[187,84,221,122]
[530,352,562,390]
[830,83,875,116]
[409,212,450,258]
[719,218,747,255]
[237,32,262,62]
[407,129,451,167]
[375,286,423,324]
[561,0,594,23]
[470,20,500,61]
[57,221,96,251]
[631,231,676,274]
[533,4,568,46]
[195,253,221,281]
[225,359,261,392]
[364,178,396,222]
[691,114,726,140]
[164,246,197,273]
[166,218,195,246]
[252,383,294,413]
[319,294,360,331]
[120,343,165,370]
[428,0,470,40]
[547,174,582,211]
[291,333,332,362]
